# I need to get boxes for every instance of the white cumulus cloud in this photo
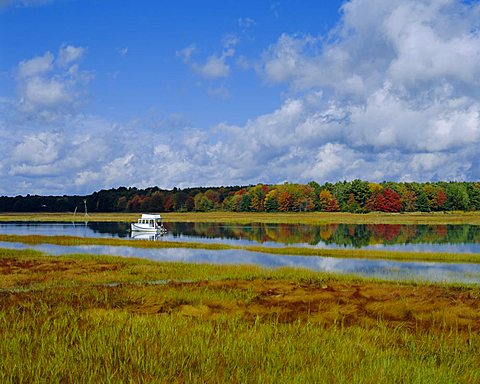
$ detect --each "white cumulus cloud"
[2,0,480,196]
[15,45,90,121]
[17,51,54,78]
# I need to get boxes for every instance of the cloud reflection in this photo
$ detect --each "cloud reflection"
[1,241,479,284]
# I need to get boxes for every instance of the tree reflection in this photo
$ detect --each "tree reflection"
[163,222,480,247]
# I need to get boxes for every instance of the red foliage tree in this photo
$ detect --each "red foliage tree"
[366,188,401,212]
[326,197,340,212]
[434,189,447,210]
[163,195,174,212]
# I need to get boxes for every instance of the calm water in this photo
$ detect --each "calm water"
[1,241,479,284]
[1,221,480,283]
[1,221,480,253]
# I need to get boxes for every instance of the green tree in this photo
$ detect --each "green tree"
[240,193,252,212]
[349,179,371,211]
[467,183,480,211]
[410,184,430,212]
[194,193,214,212]
[446,183,470,211]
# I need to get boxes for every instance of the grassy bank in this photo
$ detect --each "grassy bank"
[2,211,480,225]
[1,233,479,264]
[0,248,479,383]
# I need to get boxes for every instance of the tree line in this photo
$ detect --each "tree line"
[1,180,479,213]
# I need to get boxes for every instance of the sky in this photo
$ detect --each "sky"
[1,0,480,196]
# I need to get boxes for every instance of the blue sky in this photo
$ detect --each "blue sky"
[1,0,480,196]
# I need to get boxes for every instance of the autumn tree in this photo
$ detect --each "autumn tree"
[226,194,243,211]
[249,184,268,211]
[298,184,316,211]
[368,183,383,195]
[163,194,174,212]
[264,189,279,212]
[205,189,221,209]
[277,185,294,212]
[126,194,144,212]
[319,189,333,211]
[366,188,401,212]
[400,189,417,212]
[185,196,195,211]
[433,188,447,211]
[326,197,340,212]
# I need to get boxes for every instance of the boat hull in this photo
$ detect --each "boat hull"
[131,223,160,232]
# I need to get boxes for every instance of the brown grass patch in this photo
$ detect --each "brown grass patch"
[2,276,479,334]
[118,279,480,333]
[0,257,120,289]
[1,250,479,335]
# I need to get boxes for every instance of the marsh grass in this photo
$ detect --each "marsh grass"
[1,233,479,264]
[2,211,480,225]
[2,248,378,294]
[0,249,480,383]
[1,308,479,383]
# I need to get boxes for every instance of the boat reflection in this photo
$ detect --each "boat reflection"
[130,231,165,241]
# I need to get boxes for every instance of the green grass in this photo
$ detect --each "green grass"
[2,211,480,224]
[0,248,479,383]
[1,232,479,264]
[1,308,479,383]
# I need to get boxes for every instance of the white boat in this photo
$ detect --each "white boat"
[131,213,167,233]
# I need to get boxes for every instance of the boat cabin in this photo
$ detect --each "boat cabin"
[138,214,161,227]
[131,213,166,233]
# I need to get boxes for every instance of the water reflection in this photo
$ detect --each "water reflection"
[1,241,479,284]
[1,221,480,253]
[130,232,164,241]
[165,222,480,248]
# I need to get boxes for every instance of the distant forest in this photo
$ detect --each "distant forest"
[1,180,480,213]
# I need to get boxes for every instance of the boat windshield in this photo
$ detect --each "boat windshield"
[138,219,157,225]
